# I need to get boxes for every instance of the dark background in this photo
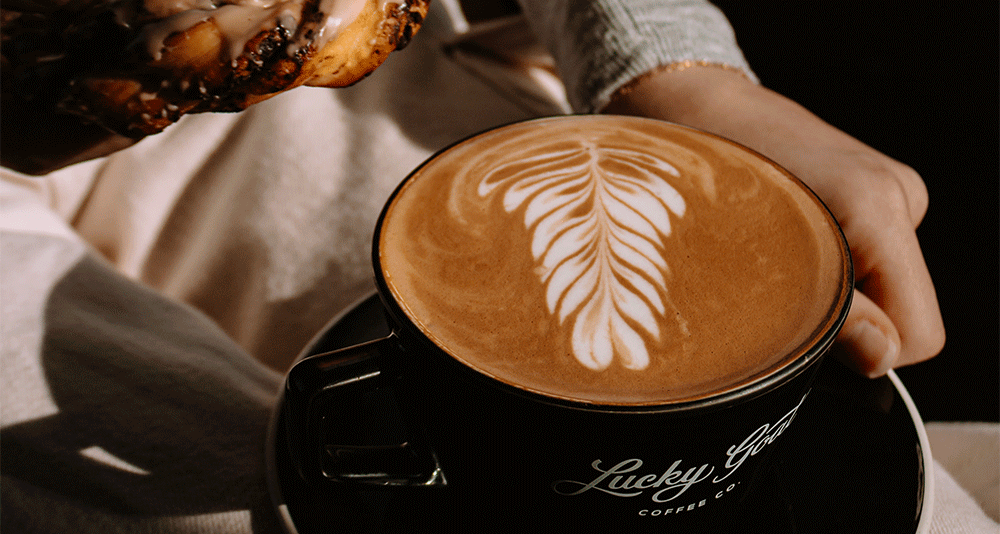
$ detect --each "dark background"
[711,1,999,422]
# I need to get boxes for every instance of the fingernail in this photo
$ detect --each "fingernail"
[847,320,899,378]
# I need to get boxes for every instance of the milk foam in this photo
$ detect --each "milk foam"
[379,116,849,405]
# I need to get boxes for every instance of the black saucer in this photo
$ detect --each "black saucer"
[266,293,934,533]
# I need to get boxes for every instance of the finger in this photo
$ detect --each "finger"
[891,161,929,228]
[849,222,946,370]
[835,289,902,377]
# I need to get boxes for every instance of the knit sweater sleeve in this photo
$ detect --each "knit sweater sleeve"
[515,0,758,113]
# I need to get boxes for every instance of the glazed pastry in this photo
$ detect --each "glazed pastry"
[1,0,428,174]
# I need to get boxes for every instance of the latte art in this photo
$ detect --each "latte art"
[379,116,849,405]
[475,140,690,371]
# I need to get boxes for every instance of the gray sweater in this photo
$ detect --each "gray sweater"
[517,0,756,112]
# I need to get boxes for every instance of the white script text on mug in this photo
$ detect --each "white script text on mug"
[551,391,809,504]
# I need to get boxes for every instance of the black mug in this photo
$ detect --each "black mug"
[284,116,854,531]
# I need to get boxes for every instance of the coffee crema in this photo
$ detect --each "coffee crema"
[378,116,850,405]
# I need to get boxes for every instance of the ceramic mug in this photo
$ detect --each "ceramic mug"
[284,116,853,531]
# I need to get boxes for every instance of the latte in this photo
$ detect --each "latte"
[378,116,850,405]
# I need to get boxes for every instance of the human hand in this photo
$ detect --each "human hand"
[603,65,945,377]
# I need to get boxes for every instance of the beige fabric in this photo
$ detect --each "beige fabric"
[52,11,536,370]
[927,422,1000,530]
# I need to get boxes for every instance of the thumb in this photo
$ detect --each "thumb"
[834,289,902,378]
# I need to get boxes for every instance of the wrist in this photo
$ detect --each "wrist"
[601,63,758,126]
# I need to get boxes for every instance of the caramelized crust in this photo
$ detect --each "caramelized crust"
[1,0,428,174]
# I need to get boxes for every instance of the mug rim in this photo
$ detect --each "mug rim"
[371,115,854,414]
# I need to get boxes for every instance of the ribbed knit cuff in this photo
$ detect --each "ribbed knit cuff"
[517,0,758,113]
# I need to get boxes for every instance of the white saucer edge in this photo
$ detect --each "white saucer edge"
[887,369,935,534]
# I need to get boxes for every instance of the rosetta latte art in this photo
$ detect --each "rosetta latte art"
[478,141,689,371]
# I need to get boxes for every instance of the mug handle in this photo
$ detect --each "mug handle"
[284,336,447,488]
